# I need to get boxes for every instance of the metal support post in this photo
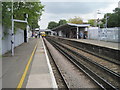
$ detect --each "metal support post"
[11,0,28,56]
[26,25,29,42]
[26,15,28,42]
[11,0,14,56]
[77,27,79,39]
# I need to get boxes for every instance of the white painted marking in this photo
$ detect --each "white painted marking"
[41,37,58,88]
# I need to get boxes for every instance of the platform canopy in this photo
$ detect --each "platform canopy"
[52,23,90,31]
[52,23,90,39]
[35,29,52,32]
[39,29,51,32]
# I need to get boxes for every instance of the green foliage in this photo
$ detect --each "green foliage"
[109,8,120,27]
[58,19,67,26]
[68,16,83,24]
[47,21,58,29]
[88,19,96,27]
[96,18,105,28]
[2,1,44,31]
[107,13,119,27]
[101,8,120,28]
[113,8,120,13]
[47,19,67,29]
[2,2,12,28]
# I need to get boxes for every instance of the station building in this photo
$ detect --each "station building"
[52,23,90,39]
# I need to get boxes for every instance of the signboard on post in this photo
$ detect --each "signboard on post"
[11,0,28,56]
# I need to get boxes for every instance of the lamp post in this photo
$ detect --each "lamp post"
[11,0,28,56]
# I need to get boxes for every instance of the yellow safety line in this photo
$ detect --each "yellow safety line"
[16,42,38,90]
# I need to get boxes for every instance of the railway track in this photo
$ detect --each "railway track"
[49,36,120,66]
[46,37,120,75]
[46,37,120,89]
[43,38,69,89]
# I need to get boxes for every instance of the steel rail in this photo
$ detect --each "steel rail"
[46,37,120,76]
[51,39,120,79]
[63,40,120,66]
[43,38,69,89]
[46,38,119,89]
[48,39,115,89]
[48,36,120,65]
[63,40,120,65]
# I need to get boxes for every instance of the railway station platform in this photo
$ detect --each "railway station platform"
[26,37,57,88]
[67,39,119,50]
[2,38,38,88]
[2,37,57,89]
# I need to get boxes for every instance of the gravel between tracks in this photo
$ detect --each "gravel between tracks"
[60,42,120,74]
[44,38,99,88]
[56,41,120,88]
[45,43,67,88]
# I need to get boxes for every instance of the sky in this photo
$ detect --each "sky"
[38,0,119,29]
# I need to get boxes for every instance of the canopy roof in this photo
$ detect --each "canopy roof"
[35,29,52,32]
[40,29,51,32]
[52,23,90,31]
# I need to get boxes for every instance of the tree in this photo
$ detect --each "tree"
[113,8,120,13]
[88,19,96,27]
[107,13,118,27]
[101,8,120,28]
[2,2,12,28]
[107,8,120,27]
[47,21,58,29]
[68,16,83,24]
[2,1,44,30]
[58,19,67,26]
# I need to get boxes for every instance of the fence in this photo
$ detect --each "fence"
[88,27,120,42]
[1,27,24,55]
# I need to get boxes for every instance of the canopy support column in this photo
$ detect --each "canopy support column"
[77,26,79,39]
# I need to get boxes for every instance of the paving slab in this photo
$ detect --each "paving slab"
[26,37,57,88]
[2,38,37,88]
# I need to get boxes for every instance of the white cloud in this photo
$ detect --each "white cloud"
[43,2,111,14]
[41,0,119,2]
[96,2,117,19]
[39,12,96,29]
[39,1,119,29]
